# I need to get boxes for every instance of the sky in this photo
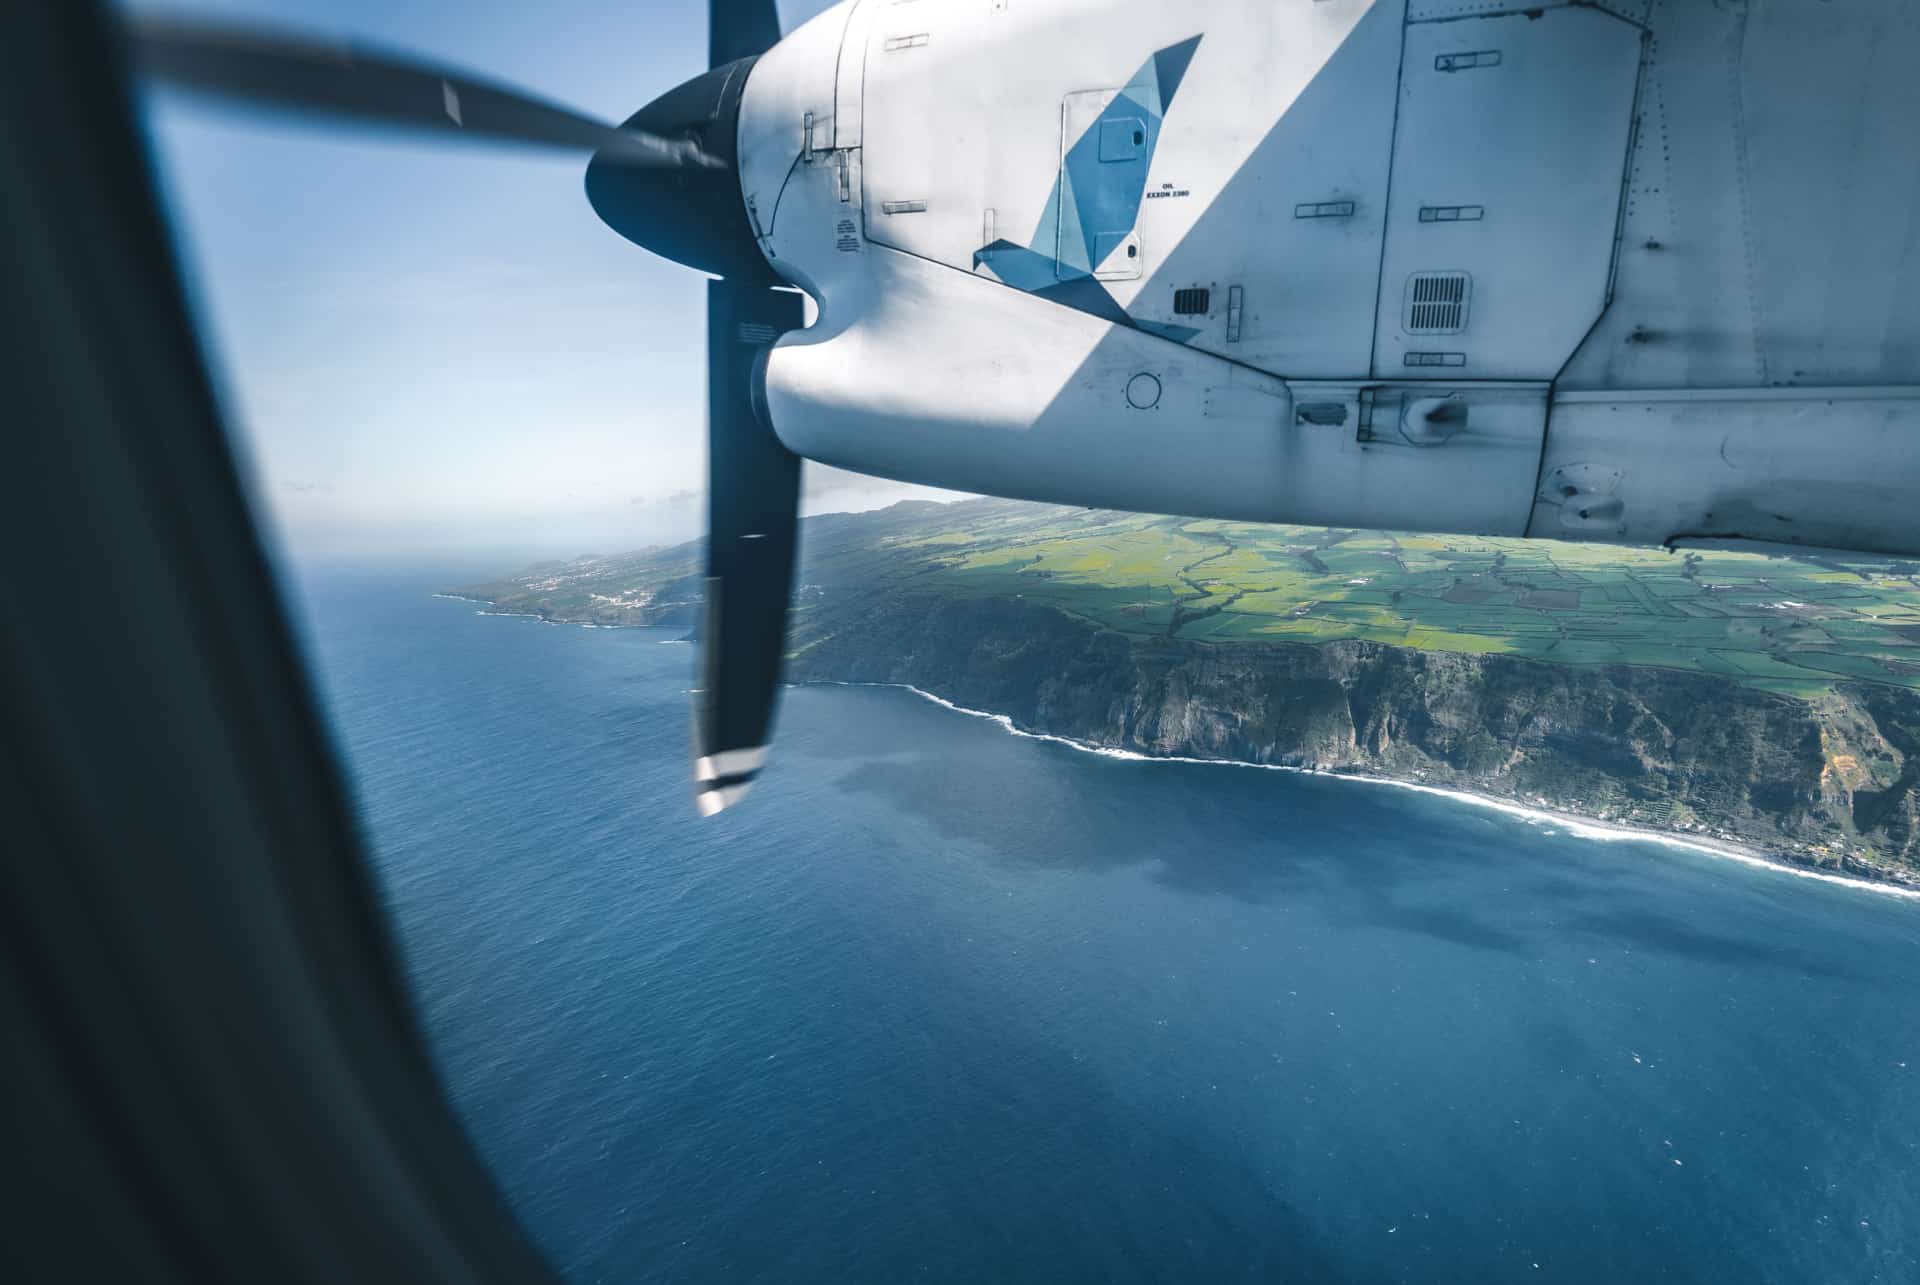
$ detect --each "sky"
[128,0,964,561]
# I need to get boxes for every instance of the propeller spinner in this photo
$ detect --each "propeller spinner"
[129,2,804,816]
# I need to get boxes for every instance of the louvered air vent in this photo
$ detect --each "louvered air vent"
[1404,272,1471,334]
[1172,287,1210,315]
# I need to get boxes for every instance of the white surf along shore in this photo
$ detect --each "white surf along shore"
[438,597,1919,902]
[433,593,623,627]
[810,680,1920,903]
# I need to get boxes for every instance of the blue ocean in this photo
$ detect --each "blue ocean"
[291,564,1920,1284]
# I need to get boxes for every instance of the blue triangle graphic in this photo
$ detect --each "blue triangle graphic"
[1153,36,1203,110]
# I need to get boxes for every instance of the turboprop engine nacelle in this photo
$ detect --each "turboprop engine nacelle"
[763,246,1553,536]
[735,0,1548,536]
[734,0,1920,557]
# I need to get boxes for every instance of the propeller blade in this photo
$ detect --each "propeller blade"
[709,0,785,70]
[693,280,804,816]
[128,13,708,163]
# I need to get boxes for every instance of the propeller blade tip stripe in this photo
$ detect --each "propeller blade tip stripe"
[694,778,755,817]
[694,746,769,783]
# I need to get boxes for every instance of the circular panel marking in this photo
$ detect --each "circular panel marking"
[1126,372,1161,410]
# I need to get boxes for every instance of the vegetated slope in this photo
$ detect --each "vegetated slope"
[457,499,1920,883]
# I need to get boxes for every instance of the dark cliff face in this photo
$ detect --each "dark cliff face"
[787,593,1920,884]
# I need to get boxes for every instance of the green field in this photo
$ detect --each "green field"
[466,498,1920,698]
[872,504,1920,697]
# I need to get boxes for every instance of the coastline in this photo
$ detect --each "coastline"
[435,597,1920,901]
[809,679,1920,903]
[433,594,623,627]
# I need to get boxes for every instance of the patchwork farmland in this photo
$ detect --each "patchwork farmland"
[882,503,1920,697]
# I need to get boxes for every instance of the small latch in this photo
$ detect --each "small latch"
[1294,201,1356,220]
[1435,50,1501,73]
[1418,205,1483,223]
[745,194,769,250]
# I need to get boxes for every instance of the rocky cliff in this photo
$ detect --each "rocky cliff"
[785,593,1920,887]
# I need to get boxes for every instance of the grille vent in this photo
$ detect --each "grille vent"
[1404,272,1471,334]
[1172,287,1211,315]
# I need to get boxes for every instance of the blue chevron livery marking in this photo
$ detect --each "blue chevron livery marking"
[972,35,1202,346]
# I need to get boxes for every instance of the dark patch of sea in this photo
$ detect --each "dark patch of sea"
[287,564,1920,1285]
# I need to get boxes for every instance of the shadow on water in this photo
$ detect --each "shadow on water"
[1354,901,1534,955]
[323,600,1920,1285]
[1561,907,1865,981]
[818,692,1873,980]
[831,751,1321,898]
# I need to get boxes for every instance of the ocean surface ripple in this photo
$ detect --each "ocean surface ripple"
[294,566,1920,1285]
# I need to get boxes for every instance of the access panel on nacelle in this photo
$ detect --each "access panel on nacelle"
[856,0,1404,380]
[1373,6,1642,380]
